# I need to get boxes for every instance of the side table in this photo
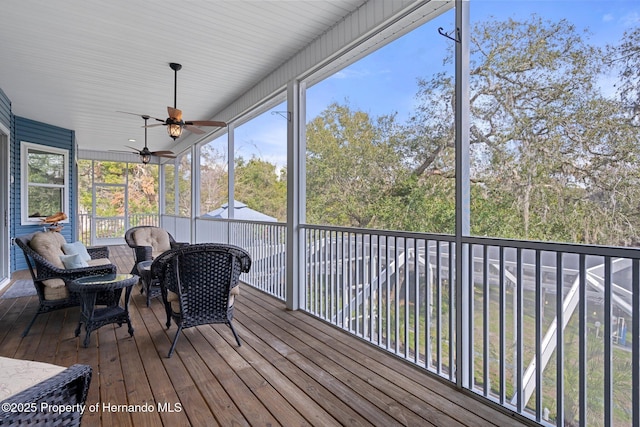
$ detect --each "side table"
[69,273,138,348]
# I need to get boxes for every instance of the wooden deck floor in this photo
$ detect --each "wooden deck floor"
[1,245,533,427]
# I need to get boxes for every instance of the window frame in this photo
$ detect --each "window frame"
[20,141,69,225]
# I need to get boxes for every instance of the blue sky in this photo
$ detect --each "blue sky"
[227,1,640,169]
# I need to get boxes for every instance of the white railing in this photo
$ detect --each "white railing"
[78,213,158,245]
[78,213,639,426]
[303,225,639,427]
[194,216,287,300]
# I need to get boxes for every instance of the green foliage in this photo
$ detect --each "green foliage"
[235,157,287,221]
[303,16,640,245]
[78,160,159,217]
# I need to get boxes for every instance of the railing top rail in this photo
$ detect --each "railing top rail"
[302,224,640,259]
[196,216,286,227]
[463,235,640,259]
[302,223,456,241]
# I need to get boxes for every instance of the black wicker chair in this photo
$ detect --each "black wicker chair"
[0,363,92,426]
[151,243,252,358]
[124,226,187,306]
[14,232,117,337]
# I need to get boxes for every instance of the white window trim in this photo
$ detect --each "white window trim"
[20,141,69,225]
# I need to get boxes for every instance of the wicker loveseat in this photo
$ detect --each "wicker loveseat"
[0,357,91,426]
[14,231,116,337]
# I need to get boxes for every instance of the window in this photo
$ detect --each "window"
[21,142,68,224]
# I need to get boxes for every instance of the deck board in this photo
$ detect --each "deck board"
[1,245,534,427]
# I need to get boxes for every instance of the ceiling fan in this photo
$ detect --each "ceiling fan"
[146,62,227,140]
[112,115,176,164]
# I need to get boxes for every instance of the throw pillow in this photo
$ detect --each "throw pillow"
[60,253,89,269]
[62,241,91,262]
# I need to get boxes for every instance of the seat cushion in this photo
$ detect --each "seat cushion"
[42,278,68,300]
[132,228,172,259]
[0,357,66,400]
[29,232,67,269]
[87,258,112,267]
[167,285,240,313]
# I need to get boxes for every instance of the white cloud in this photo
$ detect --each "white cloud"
[331,67,390,80]
[620,11,640,26]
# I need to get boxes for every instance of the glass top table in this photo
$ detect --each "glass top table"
[69,273,138,348]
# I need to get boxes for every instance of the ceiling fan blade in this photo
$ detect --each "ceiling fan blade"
[124,145,142,153]
[167,106,183,121]
[185,120,227,127]
[117,111,165,122]
[153,152,177,158]
[184,125,205,134]
[109,149,138,155]
[150,150,175,155]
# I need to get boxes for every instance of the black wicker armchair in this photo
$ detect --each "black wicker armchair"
[14,232,117,337]
[151,243,252,357]
[0,362,91,426]
[125,226,187,305]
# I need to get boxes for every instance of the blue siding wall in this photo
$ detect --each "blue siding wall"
[0,90,11,274]
[11,116,76,272]
[0,89,10,128]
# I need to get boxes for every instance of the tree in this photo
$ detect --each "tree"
[609,26,640,127]
[235,156,287,221]
[306,103,405,228]
[411,16,640,244]
[199,143,228,215]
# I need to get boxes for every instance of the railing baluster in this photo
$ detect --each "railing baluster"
[499,246,505,404]
[468,243,475,389]
[633,258,639,427]
[425,239,432,369]
[483,244,489,397]
[535,249,542,422]
[378,234,383,347]
[604,257,612,427]
[405,238,410,359]
[516,248,523,414]
[436,241,442,375]
[556,251,564,426]
[356,233,361,337]
[579,254,586,427]
[414,238,421,364]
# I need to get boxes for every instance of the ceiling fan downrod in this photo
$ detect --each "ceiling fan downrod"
[169,62,182,110]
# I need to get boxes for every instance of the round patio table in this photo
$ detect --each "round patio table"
[69,273,138,348]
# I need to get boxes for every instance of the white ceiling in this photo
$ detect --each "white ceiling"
[0,0,365,155]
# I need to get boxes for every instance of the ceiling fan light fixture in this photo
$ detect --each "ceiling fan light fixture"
[167,123,182,140]
[141,153,152,164]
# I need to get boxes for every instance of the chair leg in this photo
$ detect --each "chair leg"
[167,325,183,358]
[228,322,242,347]
[21,312,40,337]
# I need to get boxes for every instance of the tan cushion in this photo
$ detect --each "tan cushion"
[29,231,67,269]
[87,258,112,267]
[132,228,171,259]
[0,357,66,400]
[42,278,68,300]
[167,285,240,313]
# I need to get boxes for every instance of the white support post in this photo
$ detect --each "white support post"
[286,80,306,311]
[455,0,471,389]
[228,123,235,222]
[191,143,199,243]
